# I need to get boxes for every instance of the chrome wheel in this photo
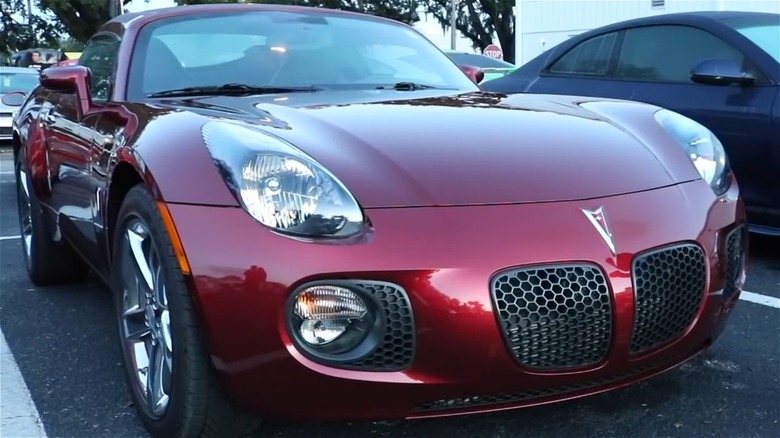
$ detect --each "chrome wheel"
[119,218,173,418]
[17,166,32,262]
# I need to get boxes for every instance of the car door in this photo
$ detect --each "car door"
[79,34,125,273]
[46,34,121,267]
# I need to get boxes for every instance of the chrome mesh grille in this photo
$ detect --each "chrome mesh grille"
[491,264,613,370]
[345,281,415,371]
[630,243,707,355]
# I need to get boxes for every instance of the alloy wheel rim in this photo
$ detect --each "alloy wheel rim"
[17,167,32,262]
[119,218,173,418]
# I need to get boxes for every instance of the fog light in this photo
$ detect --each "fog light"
[292,285,374,355]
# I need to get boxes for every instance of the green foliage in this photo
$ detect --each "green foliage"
[0,0,63,57]
[59,36,84,51]
[39,0,125,42]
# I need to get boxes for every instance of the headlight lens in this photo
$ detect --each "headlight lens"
[202,122,364,237]
[654,109,730,195]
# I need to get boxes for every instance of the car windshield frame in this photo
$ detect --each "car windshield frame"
[126,10,479,100]
[721,15,780,63]
[0,71,40,94]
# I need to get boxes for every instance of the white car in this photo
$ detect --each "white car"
[1,66,40,141]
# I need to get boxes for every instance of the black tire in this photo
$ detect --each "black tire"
[111,184,262,438]
[14,148,89,286]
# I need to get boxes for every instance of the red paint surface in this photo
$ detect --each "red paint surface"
[165,177,745,420]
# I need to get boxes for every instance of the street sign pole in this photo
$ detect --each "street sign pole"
[450,0,456,50]
[108,0,120,18]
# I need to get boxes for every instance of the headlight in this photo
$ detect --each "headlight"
[202,121,364,237]
[654,109,731,195]
[288,283,383,361]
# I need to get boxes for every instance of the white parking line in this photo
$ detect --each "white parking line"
[740,291,780,309]
[0,235,21,241]
[0,329,48,437]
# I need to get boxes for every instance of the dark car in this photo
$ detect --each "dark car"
[10,48,64,71]
[481,11,780,235]
[8,4,746,438]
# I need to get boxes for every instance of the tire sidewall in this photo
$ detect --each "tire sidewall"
[15,148,35,274]
[111,185,205,437]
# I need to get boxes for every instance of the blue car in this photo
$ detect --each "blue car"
[481,11,780,235]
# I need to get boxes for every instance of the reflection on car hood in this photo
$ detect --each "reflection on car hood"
[157,90,702,208]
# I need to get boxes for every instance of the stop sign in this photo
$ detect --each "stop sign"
[483,44,503,59]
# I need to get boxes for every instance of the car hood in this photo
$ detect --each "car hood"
[159,91,702,208]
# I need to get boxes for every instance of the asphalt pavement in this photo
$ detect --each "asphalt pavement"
[0,148,778,438]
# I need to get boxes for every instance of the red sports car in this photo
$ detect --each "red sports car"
[8,4,747,438]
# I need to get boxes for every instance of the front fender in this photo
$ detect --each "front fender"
[110,109,239,207]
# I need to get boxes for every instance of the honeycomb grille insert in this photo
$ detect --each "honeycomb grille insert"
[343,281,415,371]
[630,243,707,355]
[723,226,745,300]
[491,264,613,370]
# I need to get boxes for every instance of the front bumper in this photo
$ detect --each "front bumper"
[166,179,746,420]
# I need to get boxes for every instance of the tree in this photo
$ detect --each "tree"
[423,0,514,64]
[36,0,419,47]
[58,36,85,51]
[177,0,420,25]
[0,0,62,56]
[38,0,128,43]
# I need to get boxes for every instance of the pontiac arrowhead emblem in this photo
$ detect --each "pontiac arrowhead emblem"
[582,206,616,255]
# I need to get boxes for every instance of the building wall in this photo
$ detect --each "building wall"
[515,0,780,65]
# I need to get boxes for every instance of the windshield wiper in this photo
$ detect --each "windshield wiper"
[148,83,324,98]
[376,82,456,91]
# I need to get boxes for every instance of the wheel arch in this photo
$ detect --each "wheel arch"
[107,160,144,260]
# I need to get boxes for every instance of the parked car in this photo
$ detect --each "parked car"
[9,48,64,71]
[481,11,780,235]
[0,66,40,141]
[444,51,517,82]
[9,4,747,438]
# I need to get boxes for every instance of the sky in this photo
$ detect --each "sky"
[122,0,481,52]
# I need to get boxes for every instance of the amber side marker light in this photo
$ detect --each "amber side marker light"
[156,201,192,276]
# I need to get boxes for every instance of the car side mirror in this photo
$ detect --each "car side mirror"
[459,64,485,84]
[40,65,93,115]
[691,59,755,86]
[1,91,26,107]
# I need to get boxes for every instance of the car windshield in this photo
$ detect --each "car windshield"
[129,10,479,98]
[722,17,780,62]
[447,53,515,69]
[0,71,39,93]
